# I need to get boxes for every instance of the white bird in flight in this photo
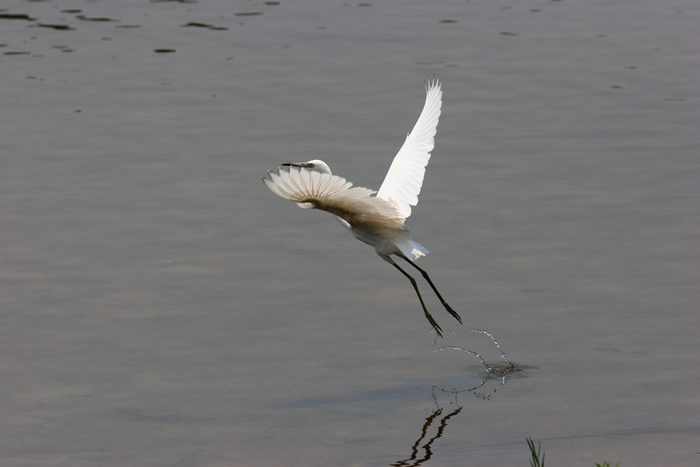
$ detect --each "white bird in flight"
[262,78,461,337]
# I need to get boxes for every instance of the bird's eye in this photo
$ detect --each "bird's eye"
[307,163,315,168]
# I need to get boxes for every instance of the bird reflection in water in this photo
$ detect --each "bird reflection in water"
[391,363,526,467]
[390,406,463,467]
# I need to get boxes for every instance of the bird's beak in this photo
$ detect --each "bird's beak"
[281,162,306,168]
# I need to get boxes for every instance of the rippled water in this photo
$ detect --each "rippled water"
[1,0,698,466]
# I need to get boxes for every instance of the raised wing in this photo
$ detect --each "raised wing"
[376,78,442,219]
[262,166,405,228]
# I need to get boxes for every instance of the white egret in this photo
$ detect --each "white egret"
[262,78,461,337]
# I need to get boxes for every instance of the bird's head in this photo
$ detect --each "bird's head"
[281,159,332,175]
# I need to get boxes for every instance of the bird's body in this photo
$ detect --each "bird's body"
[262,78,461,336]
[348,223,427,261]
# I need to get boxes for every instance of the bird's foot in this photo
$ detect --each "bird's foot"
[443,303,463,324]
[425,311,444,338]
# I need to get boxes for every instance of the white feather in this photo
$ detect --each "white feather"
[262,166,405,229]
[376,78,442,219]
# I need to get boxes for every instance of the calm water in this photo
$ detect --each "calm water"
[1,0,698,466]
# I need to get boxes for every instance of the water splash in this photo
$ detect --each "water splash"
[429,327,517,373]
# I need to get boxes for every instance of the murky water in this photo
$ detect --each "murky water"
[1,0,698,466]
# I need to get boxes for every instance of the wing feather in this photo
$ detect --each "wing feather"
[376,78,442,218]
[262,166,405,228]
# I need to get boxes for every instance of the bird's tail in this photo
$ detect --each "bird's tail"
[397,239,430,261]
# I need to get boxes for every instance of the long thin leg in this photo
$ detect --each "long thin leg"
[388,258,444,338]
[401,257,463,325]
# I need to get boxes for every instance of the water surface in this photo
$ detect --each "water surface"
[1,0,698,466]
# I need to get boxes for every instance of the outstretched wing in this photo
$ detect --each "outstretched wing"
[262,166,405,228]
[376,78,442,219]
